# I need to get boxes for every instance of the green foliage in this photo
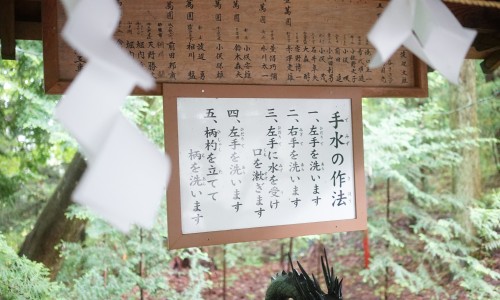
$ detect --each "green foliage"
[0,234,67,299]
[0,41,73,193]
[2,40,211,298]
[2,39,498,300]
[122,95,165,148]
[363,253,444,297]
[471,189,500,251]
[474,67,500,176]
[216,235,322,270]
[223,242,264,268]
[58,204,212,299]
[0,41,76,247]
[360,67,500,299]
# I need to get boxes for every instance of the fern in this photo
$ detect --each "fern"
[471,190,500,251]
[361,91,500,299]
[58,204,212,299]
[0,234,67,299]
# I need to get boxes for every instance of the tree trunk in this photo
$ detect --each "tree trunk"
[450,60,481,239]
[19,152,87,279]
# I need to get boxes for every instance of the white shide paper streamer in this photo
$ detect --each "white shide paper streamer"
[368,0,477,85]
[55,0,170,232]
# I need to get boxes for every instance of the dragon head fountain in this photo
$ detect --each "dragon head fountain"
[265,248,343,300]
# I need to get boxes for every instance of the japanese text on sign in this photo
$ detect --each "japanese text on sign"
[56,0,417,90]
[177,97,356,234]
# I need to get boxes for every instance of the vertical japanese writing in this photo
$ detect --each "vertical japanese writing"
[260,30,278,81]
[400,50,408,84]
[178,98,356,233]
[155,21,165,78]
[227,109,246,213]
[232,0,240,22]
[96,0,416,88]
[308,110,324,206]
[259,0,267,24]
[252,147,266,217]
[287,109,303,208]
[215,39,225,80]
[380,59,393,85]
[186,0,196,79]
[285,31,294,83]
[165,1,176,80]
[328,110,350,208]
[188,148,205,225]
[203,108,221,223]
[265,108,283,210]
[284,0,292,27]
[234,36,252,80]
[214,0,222,21]
[76,0,416,88]
[145,22,158,75]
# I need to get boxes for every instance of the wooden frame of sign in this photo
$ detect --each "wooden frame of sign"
[43,0,427,98]
[163,83,366,249]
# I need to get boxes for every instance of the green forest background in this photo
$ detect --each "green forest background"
[0,41,499,299]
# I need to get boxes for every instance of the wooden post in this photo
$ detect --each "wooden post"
[384,178,391,300]
[363,229,370,269]
[0,0,16,59]
[139,229,145,300]
[222,244,227,300]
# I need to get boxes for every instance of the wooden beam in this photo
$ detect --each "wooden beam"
[445,2,500,62]
[15,0,42,40]
[15,21,42,40]
[0,0,16,59]
[481,50,500,74]
[16,0,42,23]
[9,0,499,74]
[445,2,500,31]
[42,0,61,94]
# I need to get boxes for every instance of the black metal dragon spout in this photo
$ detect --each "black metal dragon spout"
[265,248,343,300]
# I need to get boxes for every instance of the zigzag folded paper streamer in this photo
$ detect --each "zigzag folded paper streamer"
[73,116,169,232]
[368,0,477,84]
[55,0,170,232]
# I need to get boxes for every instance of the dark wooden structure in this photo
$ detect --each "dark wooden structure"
[1,0,498,76]
[42,0,429,97]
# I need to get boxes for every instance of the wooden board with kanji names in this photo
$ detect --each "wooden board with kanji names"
[43,0,427,97]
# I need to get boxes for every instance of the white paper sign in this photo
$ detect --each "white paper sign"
[177,98,356,234]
